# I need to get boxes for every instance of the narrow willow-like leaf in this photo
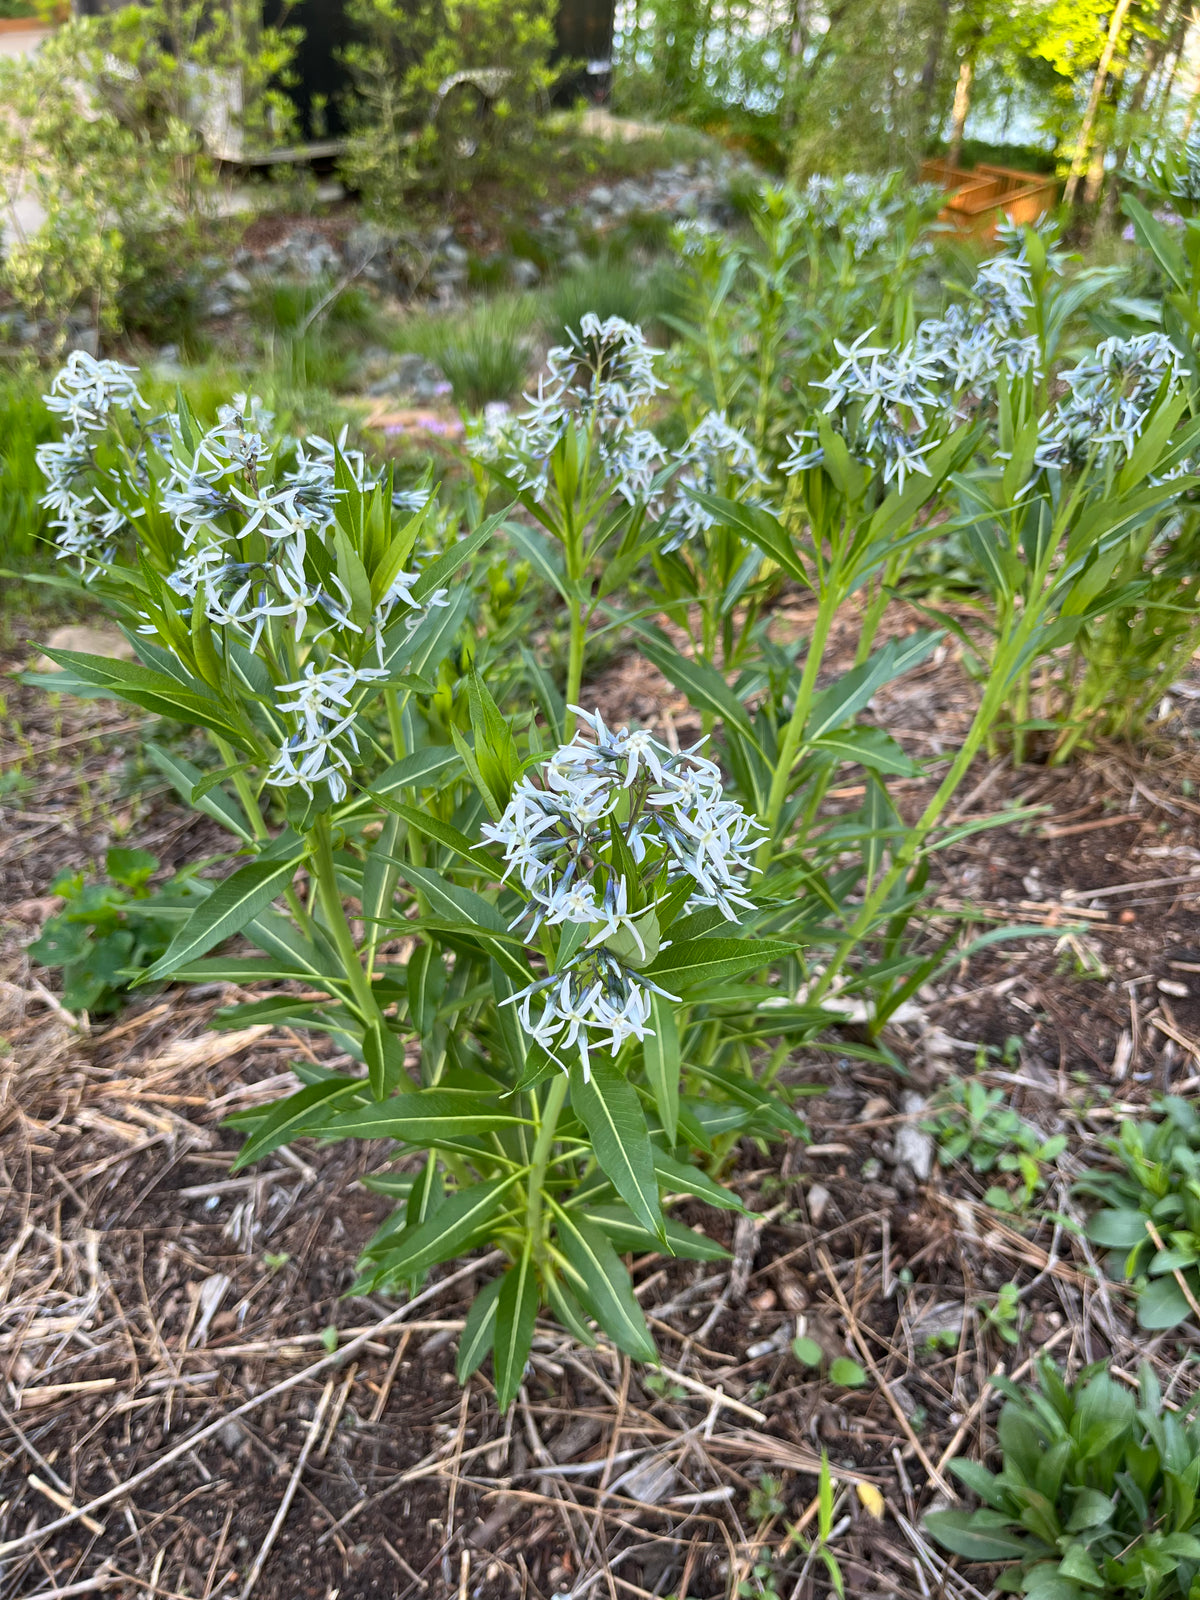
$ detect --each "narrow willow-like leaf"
[456,1276,504,1382]
[493,1248,539,1410]
[144,855,302,981]
[570,1058,664,1241]
[555,1210,656,1362]
[643,993,679,1147]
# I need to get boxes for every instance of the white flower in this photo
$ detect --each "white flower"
[265,657,388,801]
[43,352,145,432]
[486,709,761,1076]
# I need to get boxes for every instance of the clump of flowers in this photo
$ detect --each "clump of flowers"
[783,329,945,489]
[781,251,1045,491]
[471,315,775,545]
[36,351,155,577]
[1036,333,1184,472]
[471,313,666,503]
[661,412,770,551]
[37,358,450,804]
[483,709,763,1077]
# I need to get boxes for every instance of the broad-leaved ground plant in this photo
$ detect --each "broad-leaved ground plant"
[929,1359,1200,1600]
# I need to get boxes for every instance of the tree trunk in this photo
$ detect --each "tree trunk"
[1084,142,1107,205]
[1100,0,1175,228]
[947,50,973,168]
[917,0,953,143]
[1064,0,1136,207]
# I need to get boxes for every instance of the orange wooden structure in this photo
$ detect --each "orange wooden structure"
[920,159,1058,239]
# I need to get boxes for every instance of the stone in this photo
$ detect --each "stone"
[588,184,613,209]
[204,294,233,319]
[509,257,541,289]
[806,1182,832,1226]
[367,353,451,404]
[442,242,469,267]
[893,1091,934,1182]
[219,269,252,296]
[34,625,134,673]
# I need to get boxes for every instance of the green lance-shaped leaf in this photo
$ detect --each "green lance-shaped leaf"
[644,936,795,993]
[493,1246,539,1410]
[456,1276,505,1382]
[322,1089,533,1144]
[643,992,679,1147]
[368,1174,523,1283]
[36,649,253,746]
[570,1058,664,1241]
[142,855,302,982]
[555,1210,656,1362]
[923,1510,1033,1563]
[578,1204,730,1262]
[145,744,253,842]
[652,1148,749,1213]
[631,626,759,746]
[687,492,810,586]
[230,1076,367,1170]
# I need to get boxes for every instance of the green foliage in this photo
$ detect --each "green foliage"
[1076,1096,1200,1332]
[340,0,556,214]
[544,254,669,342]
[28,849,205,1015]
[0,380,53,568]
[925,1077,1067,1211]
[980,1281,1023,1346]
[0,1,297,338]
[929,1358,1200,1600]
[396,297,536,407]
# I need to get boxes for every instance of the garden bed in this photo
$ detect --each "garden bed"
[3,619,1199,1600]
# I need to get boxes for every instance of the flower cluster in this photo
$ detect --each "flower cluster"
[1036,333,1184,472]
[471,314,666,502]
[790,172,928,260]
[264,657,389,801]
[661,413,769,551]
[482,708,762,1077]
[783,253,1044,491]
[37,358,451,804]
[471,316,776,545]
[36,352,150,577]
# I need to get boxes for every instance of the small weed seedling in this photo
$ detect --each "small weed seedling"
[925,1075,1066,1211]
[29,848,204,1014]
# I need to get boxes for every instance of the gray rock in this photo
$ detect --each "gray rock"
[67,328,100,357]
[219,268,252,296]
[218,1418,247,1453]
[204,294,233,319]
[442,242,469,267]
[509,257,541,289]
[368,353,451,403]
[589,184,613,209]
[893,1091,934,1182]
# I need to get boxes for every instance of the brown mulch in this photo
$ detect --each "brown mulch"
[4,626,1200,1600]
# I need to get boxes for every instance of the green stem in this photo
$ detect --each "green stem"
[757,587,841,868]
[526,1073,569,1255]
[384,686,406,763]
[566,600,586,735]
[309,813,381,1026]
[810,637,1028,1006]
[214,734,314,938]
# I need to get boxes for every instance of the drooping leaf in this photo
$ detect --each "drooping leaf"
[143,854,302,981]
